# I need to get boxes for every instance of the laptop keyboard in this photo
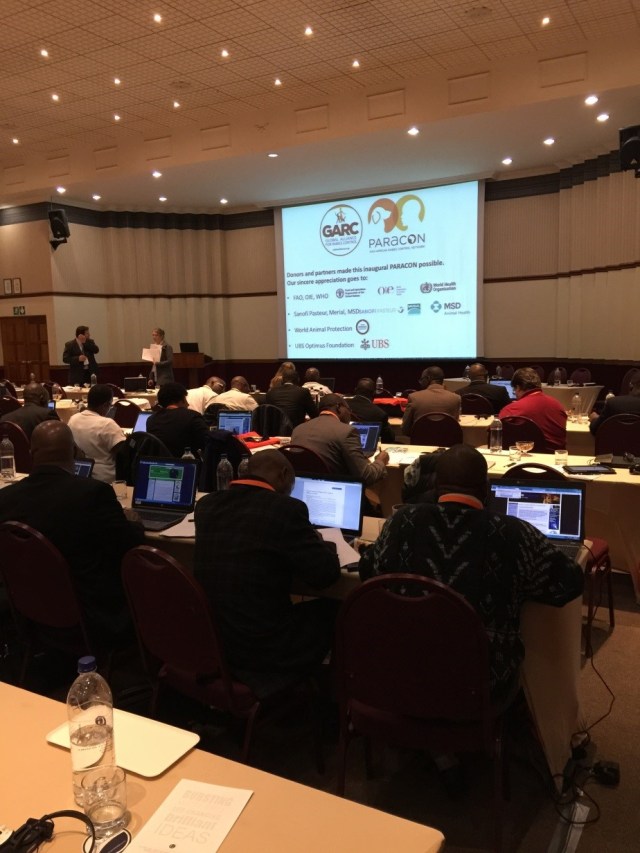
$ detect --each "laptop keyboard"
[137,509,186,530]
[554,541,581,559]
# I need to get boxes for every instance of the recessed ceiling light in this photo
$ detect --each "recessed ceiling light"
[220,48,229,58]
[113,113,121,121]
[352,59,360,69]
[51,93,60,102]
[304,26,313,36]
[159,196,167,202]
[173,100,180,108]
[11,138,19,145]
[502,157,513,166]
[267,152,278,158]
[543,137,555,146]
[92,194,101,201]
[152,170,162,178]
[56,186,66,194]
[407,127,419,136]
[584,94,599,106]
[153,13,162,23]
[40,49,49,58]
[541,16,550,26]
[114,77,121,86]
[220,198,228,205]
[597,112,609,123]
[274,77,282,86]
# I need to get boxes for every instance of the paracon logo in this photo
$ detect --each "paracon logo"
[367,194,426,233]
[320,205,362,256]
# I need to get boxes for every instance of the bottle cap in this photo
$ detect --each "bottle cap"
[77,655,97,673]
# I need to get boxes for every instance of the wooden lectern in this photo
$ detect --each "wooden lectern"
[173,352,206,388]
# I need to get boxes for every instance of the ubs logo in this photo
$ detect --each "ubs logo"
[319,205,362,256]
[367,194,425,233]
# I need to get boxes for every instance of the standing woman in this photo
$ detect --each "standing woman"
[149,327,174,386]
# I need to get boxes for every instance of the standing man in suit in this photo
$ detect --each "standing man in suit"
[590,374,640,434]
[456,363,511,414]
[62,325,99,385]
[149,327,174,386]
[402,366,461,436]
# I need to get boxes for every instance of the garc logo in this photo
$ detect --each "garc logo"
[319,205,362,256]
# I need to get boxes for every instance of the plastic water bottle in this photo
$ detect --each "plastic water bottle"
[181,447,195,459]
[495,365,502,379]
[67,656,115,806]
[238,454,250,477]
[489,417,503,452]
[553,367,561,386]
[0,437,15,479]
[463,364,470,380]
[216,453,233,490]
[90,373,97,386]
[375,376,384,395]
[571,393,582,421]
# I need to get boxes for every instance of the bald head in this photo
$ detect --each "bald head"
[435,444,488,503]
[247,449,294,495]
[420,366,444,387]
[304,367,321,382]
[207,376,225,394]
[230,376,250,393]
[23,382,49,407]
[30,421,76,472]
[468,363,488,383]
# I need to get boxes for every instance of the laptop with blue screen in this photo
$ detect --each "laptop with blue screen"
[490,378,516,400]
[132,457,199,531]
[217,411,252,435]
[290,473,364,537]
[132,411,152,433]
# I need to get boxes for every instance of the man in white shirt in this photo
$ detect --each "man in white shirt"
[302,367,332,397]
[186,376,225,414]
[214,376,258,412]
[68,384,127,482]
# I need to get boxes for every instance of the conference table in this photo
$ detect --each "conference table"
[0,683,444,853]
[443,378,604,413]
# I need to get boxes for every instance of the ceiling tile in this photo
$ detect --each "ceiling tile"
[200,9,272,38]
[81,15,151,42]
[481,35,537,59]
[311,75,366,94]
[579,13,640,38]
[432,45,490,70]
[393,55,446,77]
[526,24,588,50]
[154,21,225,49]
[395,10,459,39]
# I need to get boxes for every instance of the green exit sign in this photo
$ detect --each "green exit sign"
[12,306,25,316]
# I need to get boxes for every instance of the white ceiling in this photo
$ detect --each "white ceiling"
[1,0,639,212]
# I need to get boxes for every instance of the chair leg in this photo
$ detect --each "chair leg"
[604,559,615,629]
[364,736,374,779]
[583,568,596,657]
[18,640,33,687]
[240,702,261,765]
[493,735,506,853]
[336,716,351,796]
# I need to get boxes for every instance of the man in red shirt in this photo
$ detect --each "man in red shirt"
[499,367,567,451]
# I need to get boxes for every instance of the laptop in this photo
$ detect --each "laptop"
[490,378,516,399]
[319,377,335,391]
[74,458,95,478]
[290,473,364,537]
[179,342,199,353]
[217,411,252,435]
[132,411,152,433]
[350,421,382,457]
[131,457,199,531]
[489,478,586,559]
[123,376,147,392]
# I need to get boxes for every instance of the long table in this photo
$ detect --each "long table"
[0,683,444,853]
[444,379,603,413]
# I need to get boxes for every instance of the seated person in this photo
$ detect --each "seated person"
[590,374,640,434]
[186,376,225,415]
[268,361,296,391]
[147,381,210,457]
[402,366,461,435]
[0,421,144,644]
[214,376,258,411]
[291,393,388,486]
[499,367,567,451]
[194,450,340,685]
[347,378,395,443]
[456,363,510,414]
[265,368,317,427]
[1,381,58,438]
[302,368,332,397]
[68,384,127,482]
[359,444,583,701]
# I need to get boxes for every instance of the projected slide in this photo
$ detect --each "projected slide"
[281,181,480,360]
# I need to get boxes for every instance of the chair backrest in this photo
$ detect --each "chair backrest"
[104,382,124,396]
[594,414,640,456]
[279,444,330,474]
[202,402,233,428]
[569,367,592,384]
[0,396,21,415]
[459,393,494,416]
[0,421,32,472]
[619,367,640,396]
[531,364,546,382]
[501,462,563,481]
[410,412,463,447]
[198,430,247,492]
[2,379,18,398]
[111,398,142,428]
[252,403,294,438]
[126,431,173,485]
[336,574,491,724]
[121,545,233,691]
[498,364,514,380]
[549,366,567,383]
[0,521,91,642]
[500,416,547,453]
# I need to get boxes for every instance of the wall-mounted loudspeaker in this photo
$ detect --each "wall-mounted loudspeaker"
[619,125,640,176]
[48,209,70,239]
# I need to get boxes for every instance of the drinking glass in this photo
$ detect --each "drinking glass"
[81,766,128,838]
[554,449,568,467]
[515,440,534,456]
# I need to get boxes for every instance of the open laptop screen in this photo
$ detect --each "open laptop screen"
[132,411,152,433]
[124,376,147,392]
[74,459,94,478]
[490,378,516,400]
[217,411,252,435]
[132,458,198,512]
[290,473,364,537]
[488,479,585,543]
[350,422,381,456]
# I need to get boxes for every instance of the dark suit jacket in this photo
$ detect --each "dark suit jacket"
[457,381,511,415]
[149,342,174,386]
[0,403,58,438]
[62,338,99,385]
[590,394,640,434]
[346,394,395,443]
[0,465,144,642]
[265,383,317,427]
[147,406,210,456]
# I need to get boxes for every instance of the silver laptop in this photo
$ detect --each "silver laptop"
[290,473,364,537]
[131,457,199,531]
[489,478,586,559]
[217,411,252,435]
[350,421,382,457]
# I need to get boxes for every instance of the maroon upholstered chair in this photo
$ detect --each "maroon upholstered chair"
[500,464,614,655]
[569,368,592,384]
[460,393,494,416]
[593,414,640,457]
[0,421,32,473]
[2,379,18,398]
[0,396,21,416]
[104,382,125,396]
[0,521,94,684]
[110,399,141,428]
[531,365,546,382]
[619,367,640,396]
[279,444,330,474]
[500,416,547,453]
[409,412,463,446]
[121,545,323,766]
[335,574,510,852]
[252,403,294,437]
[548,366,567,383]
[495,364,514,380]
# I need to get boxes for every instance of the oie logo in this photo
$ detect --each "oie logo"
[367,194,425,233]
[320,205,362,256]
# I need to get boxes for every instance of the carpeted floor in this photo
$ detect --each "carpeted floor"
[3,571,638,852]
